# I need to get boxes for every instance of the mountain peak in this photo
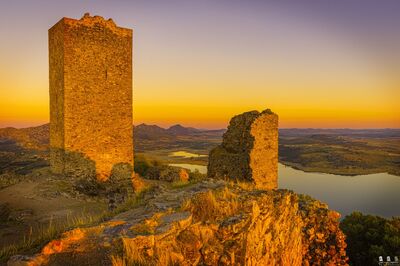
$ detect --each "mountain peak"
[167,124,200,135]
[168,124,184,129]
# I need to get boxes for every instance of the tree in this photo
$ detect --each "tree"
[340,212,400,265]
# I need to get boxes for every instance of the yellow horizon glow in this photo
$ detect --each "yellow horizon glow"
[1,100,399,129]
[1,70,399,129]
[1,5,399,130]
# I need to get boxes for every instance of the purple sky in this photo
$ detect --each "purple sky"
[0,0,399,128]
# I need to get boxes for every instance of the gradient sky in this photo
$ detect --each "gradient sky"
[0,0,399,129]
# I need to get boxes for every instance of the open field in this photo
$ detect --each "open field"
[1,124,399,177]
[279,129,400,176]
[0,167,108,260]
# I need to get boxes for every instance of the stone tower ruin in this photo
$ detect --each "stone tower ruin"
[208,109,278,189]
[49,13,133,181]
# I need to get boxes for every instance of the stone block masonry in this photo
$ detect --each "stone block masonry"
[49,13,133,181]
[208,109,278,189]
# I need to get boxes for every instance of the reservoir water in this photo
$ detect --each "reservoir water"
[278,163,400,218]
[169,159,399,218]
[169,163,207,174]
[169,151,207,158]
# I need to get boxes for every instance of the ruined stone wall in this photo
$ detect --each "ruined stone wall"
[250,110,279,189]
[49,14,133,181]
[208,109,278,189]
[49,20,65,174]
[9,183,348,265]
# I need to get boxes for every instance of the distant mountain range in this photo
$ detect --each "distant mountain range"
[1,122,399,150]
[0,123,226,149]
[135,123,225,140]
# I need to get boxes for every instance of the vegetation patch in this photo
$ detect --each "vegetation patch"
[279,134,400,176]
[181,188,241,223]
[340,212,400,266]
[0,189,148,263]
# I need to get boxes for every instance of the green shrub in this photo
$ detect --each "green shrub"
[134,154,151,177]
[340,212,400,265]
[134,154,165,177]
[189,169,206,182]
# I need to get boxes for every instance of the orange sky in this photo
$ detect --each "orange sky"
[0,1,399,129]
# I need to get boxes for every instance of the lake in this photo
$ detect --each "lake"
[278,163,400,218]
[169,161,400,218]
[169,151,207,158]
[169,163,207,174]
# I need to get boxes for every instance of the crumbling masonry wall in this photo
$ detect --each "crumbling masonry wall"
[49,13,133,181]
[208,109,278,189]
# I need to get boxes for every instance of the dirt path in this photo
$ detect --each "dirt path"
[7,179,226,266]
[0,168,107,248]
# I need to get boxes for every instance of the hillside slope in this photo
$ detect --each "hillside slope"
[8,180,348,266]
[0,124,49,150]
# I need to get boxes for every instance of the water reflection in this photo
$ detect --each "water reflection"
[169,151,207,158]
[278,163,400,218]
[169,163,207,174]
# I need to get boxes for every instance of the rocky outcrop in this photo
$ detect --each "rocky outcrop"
[208,109,278,189]
[8,180,348,265]
[298,195,348,265]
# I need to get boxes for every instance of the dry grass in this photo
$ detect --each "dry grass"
[122,238,146,265]
[129,222,155,235]
[0,213,99,262]
[216,186,238,200]
[181,188,241,223]
[110,255,126,266]
[225,179,255,191]
[111,237,180,266]
[111,187,243,266]
[0,190,148,263]
[170,180,191,189]
[111,238,152,266]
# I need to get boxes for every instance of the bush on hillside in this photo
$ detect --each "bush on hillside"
[340,212,400,265]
